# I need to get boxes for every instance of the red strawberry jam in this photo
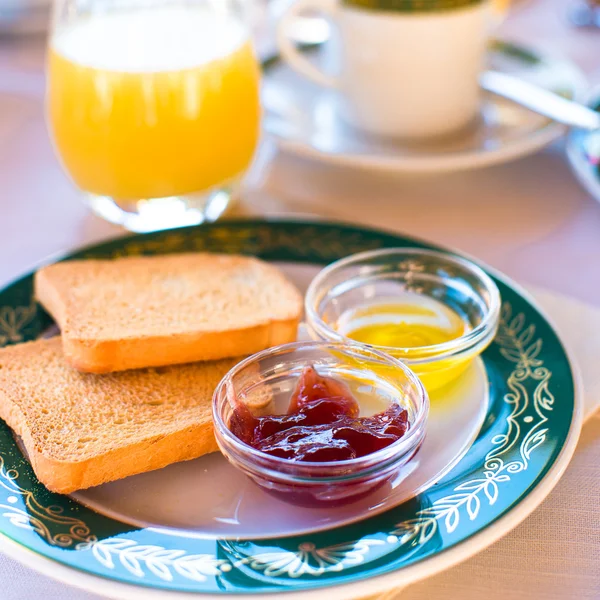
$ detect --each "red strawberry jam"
[229,366,409,462]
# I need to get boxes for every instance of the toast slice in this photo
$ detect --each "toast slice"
[35,253,302,373]
[0,337,242,494]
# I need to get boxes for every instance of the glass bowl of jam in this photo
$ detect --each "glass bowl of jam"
[212,341,428,507]
[305,248,501,393]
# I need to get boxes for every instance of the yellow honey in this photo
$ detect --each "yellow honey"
[334,292,473,393]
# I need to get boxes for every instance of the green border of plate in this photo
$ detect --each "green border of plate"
[0,220,578,595]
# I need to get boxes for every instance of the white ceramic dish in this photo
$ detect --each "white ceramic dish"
[262,41,587,173]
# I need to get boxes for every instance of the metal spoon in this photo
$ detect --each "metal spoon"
[480,71,600,131]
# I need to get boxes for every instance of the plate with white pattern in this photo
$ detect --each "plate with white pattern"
[0,220,581,599]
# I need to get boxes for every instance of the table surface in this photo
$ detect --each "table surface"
[0,0,599,598]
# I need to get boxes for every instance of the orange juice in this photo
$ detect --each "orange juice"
[48,7,260,201]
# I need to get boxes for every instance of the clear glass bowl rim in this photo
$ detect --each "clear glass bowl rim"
[304,247,501,364]
[212,340,429,478]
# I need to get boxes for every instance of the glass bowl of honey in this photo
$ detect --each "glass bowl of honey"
[305,248,501,393]
[212,341,428,507]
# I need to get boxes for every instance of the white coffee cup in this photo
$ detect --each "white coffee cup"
[277,0,493,139]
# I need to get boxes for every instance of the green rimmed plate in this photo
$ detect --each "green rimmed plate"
[0,220,582,599]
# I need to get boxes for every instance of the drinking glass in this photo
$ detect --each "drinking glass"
[47,0,261,232]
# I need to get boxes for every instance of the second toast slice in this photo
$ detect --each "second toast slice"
[0,337,240,493]
[35,253,302,373]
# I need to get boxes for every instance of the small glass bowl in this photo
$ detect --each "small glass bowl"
[305,248,501,393]
[212,341,428,507]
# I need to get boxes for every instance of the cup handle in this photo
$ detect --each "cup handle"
[276,0,340,89]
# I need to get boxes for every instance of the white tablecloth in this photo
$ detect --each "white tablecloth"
[1,285,598,600]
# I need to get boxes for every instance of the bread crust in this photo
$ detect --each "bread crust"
[27,423,219,494]
[35,253,302,373]
[0,338,237,493]
[62,318,299,373]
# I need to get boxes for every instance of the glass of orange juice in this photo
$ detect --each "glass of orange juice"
[47,0,261,232]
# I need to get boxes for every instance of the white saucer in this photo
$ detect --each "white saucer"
[262,41,587,173]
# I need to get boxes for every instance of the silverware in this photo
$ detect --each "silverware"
[480,71,600,131]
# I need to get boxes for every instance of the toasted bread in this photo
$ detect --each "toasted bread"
[35,253,302,373]
[0,337,243,493]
